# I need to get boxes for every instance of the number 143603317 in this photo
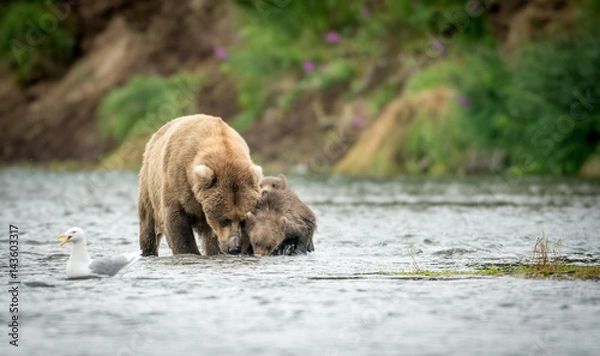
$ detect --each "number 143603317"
[9,225,19,279]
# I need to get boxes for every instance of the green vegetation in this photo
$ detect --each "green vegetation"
[372,265,600,280]
[407,244,421,273]
[453,33,600,175]
[529,233,563,274]
[0,0,75,84]
[513,264,600,280]
[378,234,600,280]
[225,0,487,131]
[226,0,599,174]
[404,99,471,175]
[98,72,203,142]
[508,234,600,279]
[4,0,597,174]
[401,24,600,175]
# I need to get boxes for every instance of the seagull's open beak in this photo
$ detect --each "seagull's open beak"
[58,234,71,246]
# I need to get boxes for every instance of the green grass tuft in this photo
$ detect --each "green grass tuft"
[375,265,600,280]
[384,234,600,280]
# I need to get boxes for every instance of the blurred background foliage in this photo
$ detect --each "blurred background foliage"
[227,0,489,128]
[454,33,600,175]
[1,0,599,175]
[0,0,76,84]
[98,72,203,142]
[226,0,600,175]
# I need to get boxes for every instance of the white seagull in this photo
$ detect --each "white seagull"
[58,227,141,279]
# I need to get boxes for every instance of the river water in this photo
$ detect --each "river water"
[0,167,599,355]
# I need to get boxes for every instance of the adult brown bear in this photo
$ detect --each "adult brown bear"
[138,114,262,256]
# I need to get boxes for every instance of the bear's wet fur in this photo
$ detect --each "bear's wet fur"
[243,188,316,256]
[138,114,262,256]
[260,174,287,193]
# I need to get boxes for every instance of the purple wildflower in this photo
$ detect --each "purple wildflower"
[351,116,365,129]
[324,31,341,44]
[302,61,315,74]
[214,46,228,61]
[430,37,446,56]
[467,0,483,15]
[458,95,470,107]
[360,7,370,18]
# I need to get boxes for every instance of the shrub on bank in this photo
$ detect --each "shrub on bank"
[454,31,600,175]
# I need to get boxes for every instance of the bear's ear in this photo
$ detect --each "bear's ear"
[279,216,288,228]
[278,174,287,188]
[194,164,216,189]
[252,164,263,181]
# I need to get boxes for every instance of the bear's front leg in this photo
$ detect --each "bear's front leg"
[139,191,159,256]
[164,204,201,255]
[203,233,221,256]
[139,220,159,256]
[194,222,220,256]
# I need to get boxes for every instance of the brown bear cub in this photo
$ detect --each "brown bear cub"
[243,186,316,256]
[138,114,262,256]
[259,174,287,193]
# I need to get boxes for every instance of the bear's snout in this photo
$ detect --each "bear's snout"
[220,228,242,255]
[227,245,241,255]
